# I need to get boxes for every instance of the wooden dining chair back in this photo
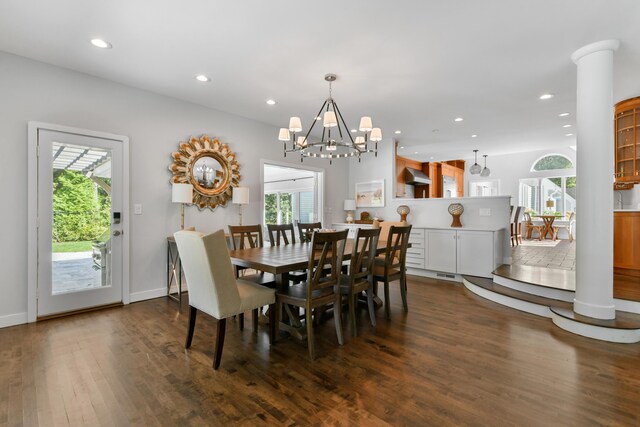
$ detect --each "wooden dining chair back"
[340,227,380,336]
[228,224,264,250]
[266,223,306,284]
[523,212,543,240]
[373,224,412,319]
[553,211,576,242]
[267,223,296,246]
[373,225,411,318]
[510,206,524,246]
[174,230,276,369]
[373,220,406,242]
[276,229,348,359]
[228,224,275,287]
[297,221,322,243]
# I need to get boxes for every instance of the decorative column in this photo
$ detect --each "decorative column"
[571,40,620,319]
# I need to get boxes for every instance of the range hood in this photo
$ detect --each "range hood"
[404,167,432,185]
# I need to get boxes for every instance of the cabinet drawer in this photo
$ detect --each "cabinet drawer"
[406,247,425,258]
[410,228,425,238]
[408,236,425,247]
[406,258,425,269]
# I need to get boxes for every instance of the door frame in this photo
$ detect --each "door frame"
[27,122,130,322]
[260,159,325,228]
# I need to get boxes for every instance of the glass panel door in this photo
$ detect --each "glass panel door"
[38,130,123,316]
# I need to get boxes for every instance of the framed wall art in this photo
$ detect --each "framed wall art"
[355,180,385,208]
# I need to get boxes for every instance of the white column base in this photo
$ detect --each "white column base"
[573,298,616,320]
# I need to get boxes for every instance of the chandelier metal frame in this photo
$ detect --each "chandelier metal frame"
[278,74,381,164]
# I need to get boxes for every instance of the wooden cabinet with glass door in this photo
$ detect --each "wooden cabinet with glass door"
[615,96,640,183]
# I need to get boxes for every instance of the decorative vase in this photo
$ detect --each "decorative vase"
[346,212,354,223]
[448,203,464,227]
[397,205,410,222]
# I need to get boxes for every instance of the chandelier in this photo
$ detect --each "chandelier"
[278,73,382,164]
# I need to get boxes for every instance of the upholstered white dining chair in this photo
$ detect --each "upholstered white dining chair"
[173,229,276,369]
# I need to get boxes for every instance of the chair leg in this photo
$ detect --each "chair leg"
[366,288,377,327]
[269,303,277,344]
[349,292,357,337]
[213,318,226,370]
[334,292,344,346]
[252,308,259,332]
[384,280,391,319]
[239,312,244,331]
[306,307,315,360]
[185,306,197,349]
[400,273,408,312]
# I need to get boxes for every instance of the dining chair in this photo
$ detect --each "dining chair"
[297,221,322,243]
[275,229,348,360]
[267,223,306,285]
[339,227,380,337]
[373,220,407,242]
[553,211,575,242]
[523,212,544,240]
[267,223,296,245]
[510,206,523,246]
[173,229,276,370]
[372,225,412,319]
[228,224,276,287]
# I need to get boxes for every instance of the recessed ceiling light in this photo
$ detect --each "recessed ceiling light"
[394,130,402,134]
[562,124,572,128]
[471,134,478,138]
[454,117,464,122]
[565,133,574,137]
[559,112,570,117]
[90,38,112,49]
[266,99,277,105]
[430,156,434,160]
[400,146,405,149]
[414,151,418,154]
[539,93,555,100]
[195,74,210,82]
[350,129,357,133]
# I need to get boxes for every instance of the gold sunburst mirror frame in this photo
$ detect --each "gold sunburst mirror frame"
[169,134,241,210]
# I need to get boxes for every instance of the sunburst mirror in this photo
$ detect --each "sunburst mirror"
[169,134,241,210]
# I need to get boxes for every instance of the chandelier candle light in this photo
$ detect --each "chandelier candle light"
[278,74,382,164]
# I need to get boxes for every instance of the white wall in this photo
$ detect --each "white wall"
[0,51,348,325]
[617,186,640,210]
[347,141,512,258]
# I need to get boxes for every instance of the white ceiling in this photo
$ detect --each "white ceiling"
[1,0,639,162]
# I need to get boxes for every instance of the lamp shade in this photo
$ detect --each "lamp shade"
[370,127,382,142]
[354,136,365,147]
[546,199,554,208]
[323,111,338,128]
[232,187,250,204]
[172,183,193,204]
[288,117,302,132]
[359,116,373,132]
[278,128,290,141]
[344,199,356,211]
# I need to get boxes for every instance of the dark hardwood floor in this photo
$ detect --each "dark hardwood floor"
[1,276,639,426]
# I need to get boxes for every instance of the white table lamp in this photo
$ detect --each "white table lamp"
[233,187,250,225]
[172,183,193,230]
[344,199,356,223]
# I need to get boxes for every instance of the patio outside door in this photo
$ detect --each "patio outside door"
[36,129,124,317]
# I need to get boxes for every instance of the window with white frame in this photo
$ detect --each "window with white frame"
[519,154,576,216]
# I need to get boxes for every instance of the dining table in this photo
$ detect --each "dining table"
[229,238,409,339]
[533,215,561,240]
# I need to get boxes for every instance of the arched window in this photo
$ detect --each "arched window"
[531,154,574,172]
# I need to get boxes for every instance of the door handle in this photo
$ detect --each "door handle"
[113,230,122,236]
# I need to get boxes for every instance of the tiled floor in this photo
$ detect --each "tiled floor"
[511,238,576,271]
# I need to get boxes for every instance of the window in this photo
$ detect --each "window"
[519,154,576,216]
[531,154,574,172]
[262,163,323,231]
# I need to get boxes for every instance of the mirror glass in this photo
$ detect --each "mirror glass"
[193,155,225,191]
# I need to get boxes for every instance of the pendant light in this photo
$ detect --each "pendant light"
[470,149,482,174]
[480,154,491,177]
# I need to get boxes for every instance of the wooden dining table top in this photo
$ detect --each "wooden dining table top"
[229,240,407,275]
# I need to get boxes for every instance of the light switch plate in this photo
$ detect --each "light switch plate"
[134,204,142,215]
[479,208,491,216]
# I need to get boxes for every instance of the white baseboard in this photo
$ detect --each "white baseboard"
[0,312,28,329]
[130,287,167,303]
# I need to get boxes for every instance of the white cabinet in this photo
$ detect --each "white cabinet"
[331,223,373,239]
[425,230,457,273]
[406,228,425,269]
[418,228,503,278]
